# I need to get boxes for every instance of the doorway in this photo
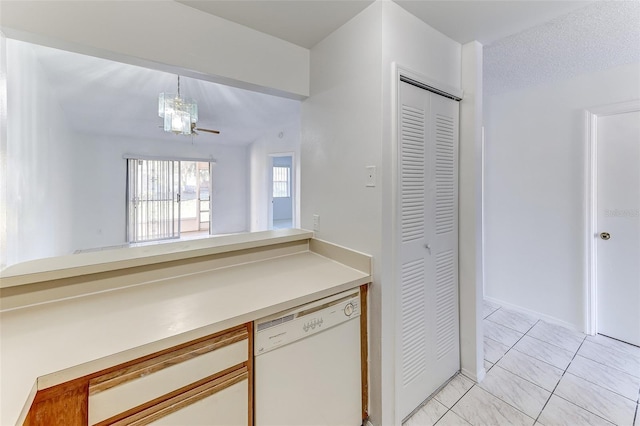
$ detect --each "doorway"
[127,158,213,243]
[587,100,640,346]
[396,76,461,421]
[179,161,212,238]
[269,154,294,230]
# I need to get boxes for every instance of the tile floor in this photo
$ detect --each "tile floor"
[404,300,640,426]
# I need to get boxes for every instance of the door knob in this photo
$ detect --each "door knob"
[600,232,611,240]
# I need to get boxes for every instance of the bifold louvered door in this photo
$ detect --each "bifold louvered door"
[398,81,460,420]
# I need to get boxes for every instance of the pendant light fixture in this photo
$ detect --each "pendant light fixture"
[158,75,198,135]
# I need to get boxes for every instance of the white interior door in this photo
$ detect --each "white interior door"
[397,81,460,420]
[596,109,640,346]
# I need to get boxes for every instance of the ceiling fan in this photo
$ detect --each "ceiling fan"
[158,75,221,136]
[190,122,220,135]
[157,122,220,135]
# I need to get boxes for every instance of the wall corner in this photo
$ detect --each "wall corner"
[459,40,485,382]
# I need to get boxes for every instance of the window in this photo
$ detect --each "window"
[273,166,291,198]
[127,159,212,243]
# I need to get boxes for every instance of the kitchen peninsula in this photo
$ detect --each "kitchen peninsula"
[0,229,371,425]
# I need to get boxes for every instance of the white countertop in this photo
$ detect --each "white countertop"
[0,229,315,288]
[0,232,371,425]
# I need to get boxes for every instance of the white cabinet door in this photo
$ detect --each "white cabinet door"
[150,379,248,426]
[397,81,460,420]
[89,339,247,425]
[596,109,640,346]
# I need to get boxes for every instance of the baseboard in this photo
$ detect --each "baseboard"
[461,366,486,383]
[484,296,583,333]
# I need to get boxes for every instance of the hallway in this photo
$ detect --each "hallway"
[404,301,640,426]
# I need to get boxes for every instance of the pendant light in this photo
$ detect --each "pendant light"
[158,76,198,135]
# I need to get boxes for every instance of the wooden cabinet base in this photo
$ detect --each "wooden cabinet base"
[24,379,88,426]
[23,324,252,426]
[360,283,369,422]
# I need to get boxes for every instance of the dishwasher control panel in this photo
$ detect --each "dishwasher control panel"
[254,290,360,356]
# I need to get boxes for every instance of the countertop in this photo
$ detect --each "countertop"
[0,229,317,287]
[0,230,371,425]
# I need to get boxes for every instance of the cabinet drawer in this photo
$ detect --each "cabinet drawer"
[89,328,248,425]
[149,375,248,426]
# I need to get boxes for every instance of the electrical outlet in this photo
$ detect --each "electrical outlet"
[366,166,376,187]
[313,214,320,232]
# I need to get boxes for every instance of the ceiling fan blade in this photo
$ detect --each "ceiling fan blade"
[195,128,220,134]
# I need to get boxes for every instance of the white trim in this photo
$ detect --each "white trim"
[396,65,464,101]
[123,153,217,163]
[587,100,640,117]
[388,62,401,426]
[0,32,7,269]
[585,109,598,336]
[484,296,582,333]
[268,152,296,229]
[391,61,401,426]
[392,63,464,425]
[584,100,640,336]
[461,366,486,384]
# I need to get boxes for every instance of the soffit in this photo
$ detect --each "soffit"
[176,0,375,48]
[25,40,300,145]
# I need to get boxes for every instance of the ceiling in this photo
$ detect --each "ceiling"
[178,0,594,47]
[16,0,637,145]
[484,1,640,95]
[177,0,375,49]
[393,1,592,45]
[24,40,300,145]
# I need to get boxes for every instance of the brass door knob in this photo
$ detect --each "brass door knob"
[600,232,611,240]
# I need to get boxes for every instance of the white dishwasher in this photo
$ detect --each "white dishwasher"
[254,289,362,426]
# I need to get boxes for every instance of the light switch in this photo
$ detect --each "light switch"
[313,214,320,231]
[366,166,376,187]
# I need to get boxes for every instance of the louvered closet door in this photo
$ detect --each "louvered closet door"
[397,81,459,420]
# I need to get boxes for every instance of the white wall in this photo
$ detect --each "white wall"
[380,5,463,424]
[3,39,78,267]
[0,33,8,268]
[71,134,249,252]
[302,2,463,424]
[249,120,300,232]
[211,146,250,235]
[0,1,309,98]
[301,2,384,420]
[484,62,640,330]
[459,41,485,382]
[3,36,303,265]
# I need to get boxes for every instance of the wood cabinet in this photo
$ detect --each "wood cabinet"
[21,283,370,426]
[24,324,253,426]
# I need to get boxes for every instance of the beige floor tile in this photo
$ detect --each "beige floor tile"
[451,386,534,426]
[555,373,636,425]
[434,375,475,409]
[537,395,614,426]
[478,365,550,418]
[497,349,564,392]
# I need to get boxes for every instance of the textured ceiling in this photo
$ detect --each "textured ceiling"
[177,0,594,47]
[394,0,592,45]
[484,1,640,96]
[23,41,300,145]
